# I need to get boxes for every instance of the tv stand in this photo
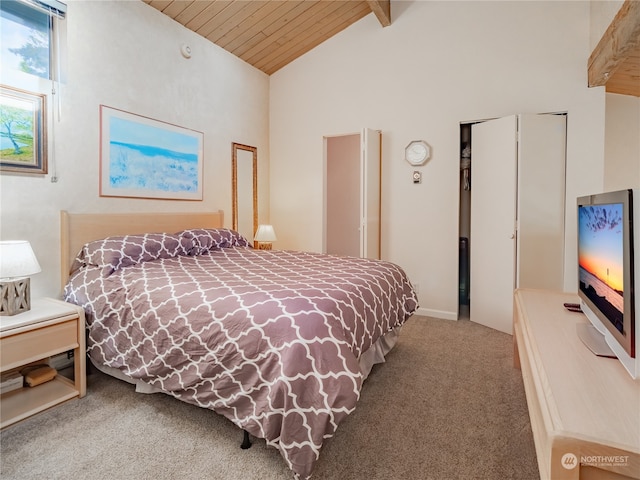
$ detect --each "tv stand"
[575,323,616,358]
[513,289,639,480]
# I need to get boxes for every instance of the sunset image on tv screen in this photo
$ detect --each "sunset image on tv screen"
[578,203,624,331]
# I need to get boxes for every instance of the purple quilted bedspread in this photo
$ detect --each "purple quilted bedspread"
[63,229,418,479]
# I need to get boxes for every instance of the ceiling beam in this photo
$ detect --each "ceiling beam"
[366,0,391,27]
[588,0,640,88]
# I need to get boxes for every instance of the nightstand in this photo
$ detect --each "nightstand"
[0,298,86,429]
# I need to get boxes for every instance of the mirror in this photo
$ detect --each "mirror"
[232,142,258,243]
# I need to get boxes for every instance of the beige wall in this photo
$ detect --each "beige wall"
[604,93,640,191]
[591,1,638,193]
[2,0,629,321]
[0,1,270,298]
[269,1,606,319]
[589,0,624,51]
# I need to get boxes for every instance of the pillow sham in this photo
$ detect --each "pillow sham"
[178,228,251,255]
[71,232,191,275]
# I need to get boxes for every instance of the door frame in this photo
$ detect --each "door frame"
[322,128,381,258]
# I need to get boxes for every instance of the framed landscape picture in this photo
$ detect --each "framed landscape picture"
[100,105,204,200]
[0,85,47,174]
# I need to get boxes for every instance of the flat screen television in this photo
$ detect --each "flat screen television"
[577,189,638,379]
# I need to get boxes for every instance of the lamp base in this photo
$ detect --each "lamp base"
[0,278,31,316]
[255,242,273,250]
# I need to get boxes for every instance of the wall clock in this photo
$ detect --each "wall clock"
[405,140,431,166]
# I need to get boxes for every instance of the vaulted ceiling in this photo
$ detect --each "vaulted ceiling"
[142,0,391,75]
[144,0,639,96]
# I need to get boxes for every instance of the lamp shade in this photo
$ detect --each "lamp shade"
[0,240,42,279]
[254,225,277,242]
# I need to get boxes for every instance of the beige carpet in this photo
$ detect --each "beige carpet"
[0,316,539,480]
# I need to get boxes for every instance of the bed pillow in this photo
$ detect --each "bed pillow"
[178,228,251,255]
[71,232,191,275]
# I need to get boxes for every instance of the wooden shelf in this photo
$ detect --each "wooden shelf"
[0,376,78,429]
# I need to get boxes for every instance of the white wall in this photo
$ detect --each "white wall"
[589,0,624,51]
[0,0,270,298]
[590,2,638,193]
[269,1,605,319]
[604,93,640,191]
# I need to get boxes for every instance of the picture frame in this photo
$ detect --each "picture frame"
[100,105,204,200]
[0,85,47,174]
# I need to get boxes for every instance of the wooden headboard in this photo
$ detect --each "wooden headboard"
[60,210,224,287]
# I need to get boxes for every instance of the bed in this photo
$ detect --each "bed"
[60,210,418,480]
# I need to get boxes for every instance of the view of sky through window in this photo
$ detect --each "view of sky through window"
[0,2,51,79]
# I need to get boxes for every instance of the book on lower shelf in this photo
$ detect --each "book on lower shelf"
[48,350,74,371]
[0,371,24,394]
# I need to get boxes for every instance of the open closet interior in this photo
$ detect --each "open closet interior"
[459,124,472,320]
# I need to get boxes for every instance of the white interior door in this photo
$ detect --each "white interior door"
[516,114,566,290]
[470,115,518,334]
[361,128,381,259]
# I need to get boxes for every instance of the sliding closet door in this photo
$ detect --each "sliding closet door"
[470,116,518,334]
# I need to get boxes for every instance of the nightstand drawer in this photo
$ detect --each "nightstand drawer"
[0,320,78,371]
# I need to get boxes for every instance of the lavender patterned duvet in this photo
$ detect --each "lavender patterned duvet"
[63,228,418,479]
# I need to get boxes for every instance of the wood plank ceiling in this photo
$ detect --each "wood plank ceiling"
[143,0,391,75]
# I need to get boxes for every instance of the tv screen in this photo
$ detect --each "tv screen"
[578,202,625,335]
[577,189,635,366]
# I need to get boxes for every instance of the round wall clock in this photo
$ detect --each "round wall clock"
[405,140,431,166]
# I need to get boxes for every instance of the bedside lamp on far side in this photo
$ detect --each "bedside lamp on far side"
[254,225,277,250]
[0,240,42,316]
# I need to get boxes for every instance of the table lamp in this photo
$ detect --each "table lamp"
[0,240,42,316]
[254,225,277,250]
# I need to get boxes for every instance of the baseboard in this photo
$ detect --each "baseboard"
[413,307,458,321]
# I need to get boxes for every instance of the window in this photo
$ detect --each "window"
[0,0,66,81]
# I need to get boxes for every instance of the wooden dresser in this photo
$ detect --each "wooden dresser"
[513,289,640,480]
